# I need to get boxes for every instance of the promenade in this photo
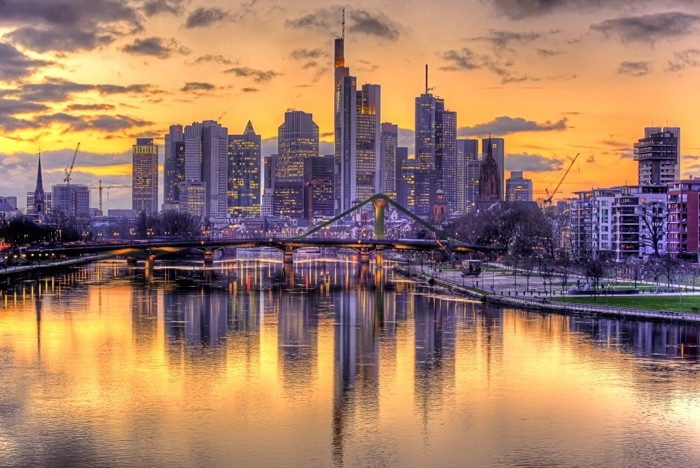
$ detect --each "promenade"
[398,262,700,324]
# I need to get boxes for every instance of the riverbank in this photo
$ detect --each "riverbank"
[395,265,700,324]
[0,255,110,278]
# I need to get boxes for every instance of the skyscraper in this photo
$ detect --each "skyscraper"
[481,138,505,200]
[277,110,319,183]
[164,125,185,210]
[634,127,680,186]
[183,120,229,218]
[228,121,261,218]
[52,184,89,218]
[132,137,159,215]
[458,139,480,212]
[379,123,398,198]
[333,16,381,213]
[414,66,457,216]
[304,155,335,221]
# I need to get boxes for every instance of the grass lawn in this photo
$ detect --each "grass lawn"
[554,294,700,313]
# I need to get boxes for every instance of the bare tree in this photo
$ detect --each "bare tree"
[638,200,665,257]
[584,258,605,294]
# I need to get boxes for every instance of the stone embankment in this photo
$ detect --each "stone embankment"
[0,255,109,278]
[394,266,700,324]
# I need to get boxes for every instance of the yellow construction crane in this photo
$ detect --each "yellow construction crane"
[544,153,580,205]
[89,180,130,212]
[64,142,80,184]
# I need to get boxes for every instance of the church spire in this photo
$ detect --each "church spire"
[34,153,46,219]
[35,153,44,193]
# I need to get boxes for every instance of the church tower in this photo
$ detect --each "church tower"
[478,138,501,203]
[33,154,46,221]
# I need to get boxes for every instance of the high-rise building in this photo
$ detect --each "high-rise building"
[277,110,319,183]
[634,127,680,186]
[52,184,90,218]
[228,121,261,218]
[333,21,381,213]
[439,108,458,212]
[458,139,480,212]
[667,180,700,255]
[481,138,505,199]
[182,120,229,218]
[132,138,159,215]
[379,123,398,197]
[414,66,457,216]
[506,171,533,202]
[396,148,414,209]
[304,155,335,221]
[163,125,185,210]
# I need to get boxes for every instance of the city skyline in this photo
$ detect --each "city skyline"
[1,0,699,210]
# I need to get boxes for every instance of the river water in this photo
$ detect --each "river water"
[1,258,699,467]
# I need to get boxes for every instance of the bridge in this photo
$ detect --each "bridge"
[24,194,504,268]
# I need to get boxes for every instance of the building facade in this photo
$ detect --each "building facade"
[379,123,398,198]
[481,138,505,200]
[634,127,680,186]
[667,180,700,255]
[506,171,533,202]
[52,184,90,218]
[227,121,261,218]
[304,155,335,221]
[132,138,159,215]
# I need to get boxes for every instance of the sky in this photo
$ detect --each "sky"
[1,0,700,211]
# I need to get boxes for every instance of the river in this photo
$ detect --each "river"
[1,258,699,467]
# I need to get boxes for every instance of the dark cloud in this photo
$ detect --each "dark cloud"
[537,48,562,57]
[617,60,651,76]
[459,116,568,137]
[348,10,399,40]
[34,113,153,132]
[487,0,684,20]
[441,48,481,71]
[0,0,141,52]
[469,29,542,50]
[0,43,50,80]
[65,104,116,112]
[0,99,48,114]
[122,37,190,58]
[285,7,400,40]
[142,0,184,16]
[0,115,38,131]
[241,87,259,93]
[181,82,215,92]
[591,12,700,44]
[290,48,326,69]
[6,78,156,102]
[185,7,230,28]
[667,48,700,71]
[506,153,563,172]
[224,67,281,83]
[193,54,236,65]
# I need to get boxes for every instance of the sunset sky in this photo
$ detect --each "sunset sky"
[1,0,700,210]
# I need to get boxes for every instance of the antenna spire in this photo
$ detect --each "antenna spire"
[342,8,345,40]
[425,64,429,94]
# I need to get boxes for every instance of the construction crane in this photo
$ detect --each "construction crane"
[89,180,130,212]
[544,153,580,205]
[64,142,80,184]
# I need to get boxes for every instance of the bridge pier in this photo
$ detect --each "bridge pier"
[203,249,214,268]
[144,254,156,276]
[359,248,371,266]
[126,257,138,268]
[283,246,294,266]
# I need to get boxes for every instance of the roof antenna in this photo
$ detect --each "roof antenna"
[342,7,345,40]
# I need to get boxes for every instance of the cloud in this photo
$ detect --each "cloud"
[290,47,326,69]
[34,113,153,132]
[192,54,236,65]
[667,48,700,72]
[506,153,563,172]
[487,0,687,20]
[65,103,116,112]
[0,99,48,115]
[441,48,481,71]
[459,116,568,137]
[185,7,231,28]
[241,87,259,93]
[537,48,562,57]
[469,29,542,50]
[181,82,215,92]
[142,0,184,16]
[122,37,190,58]
[224,67,281,83]
[0,43,50,80]
[591,12,700,45]
[348,10,399,40]
[0,0,141,52]
[617,60,651,76]
[285,7,400,40]
[6,78,157,102]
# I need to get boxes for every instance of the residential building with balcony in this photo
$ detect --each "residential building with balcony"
[667,179,700,256]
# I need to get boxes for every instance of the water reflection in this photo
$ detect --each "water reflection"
[1,261,699,466]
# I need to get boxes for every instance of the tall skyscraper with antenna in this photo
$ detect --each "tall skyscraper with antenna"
[333,9,381,213]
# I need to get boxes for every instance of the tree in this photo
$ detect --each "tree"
[660,254,680,289]
[638,200,665,257]
[584,258,605,294]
